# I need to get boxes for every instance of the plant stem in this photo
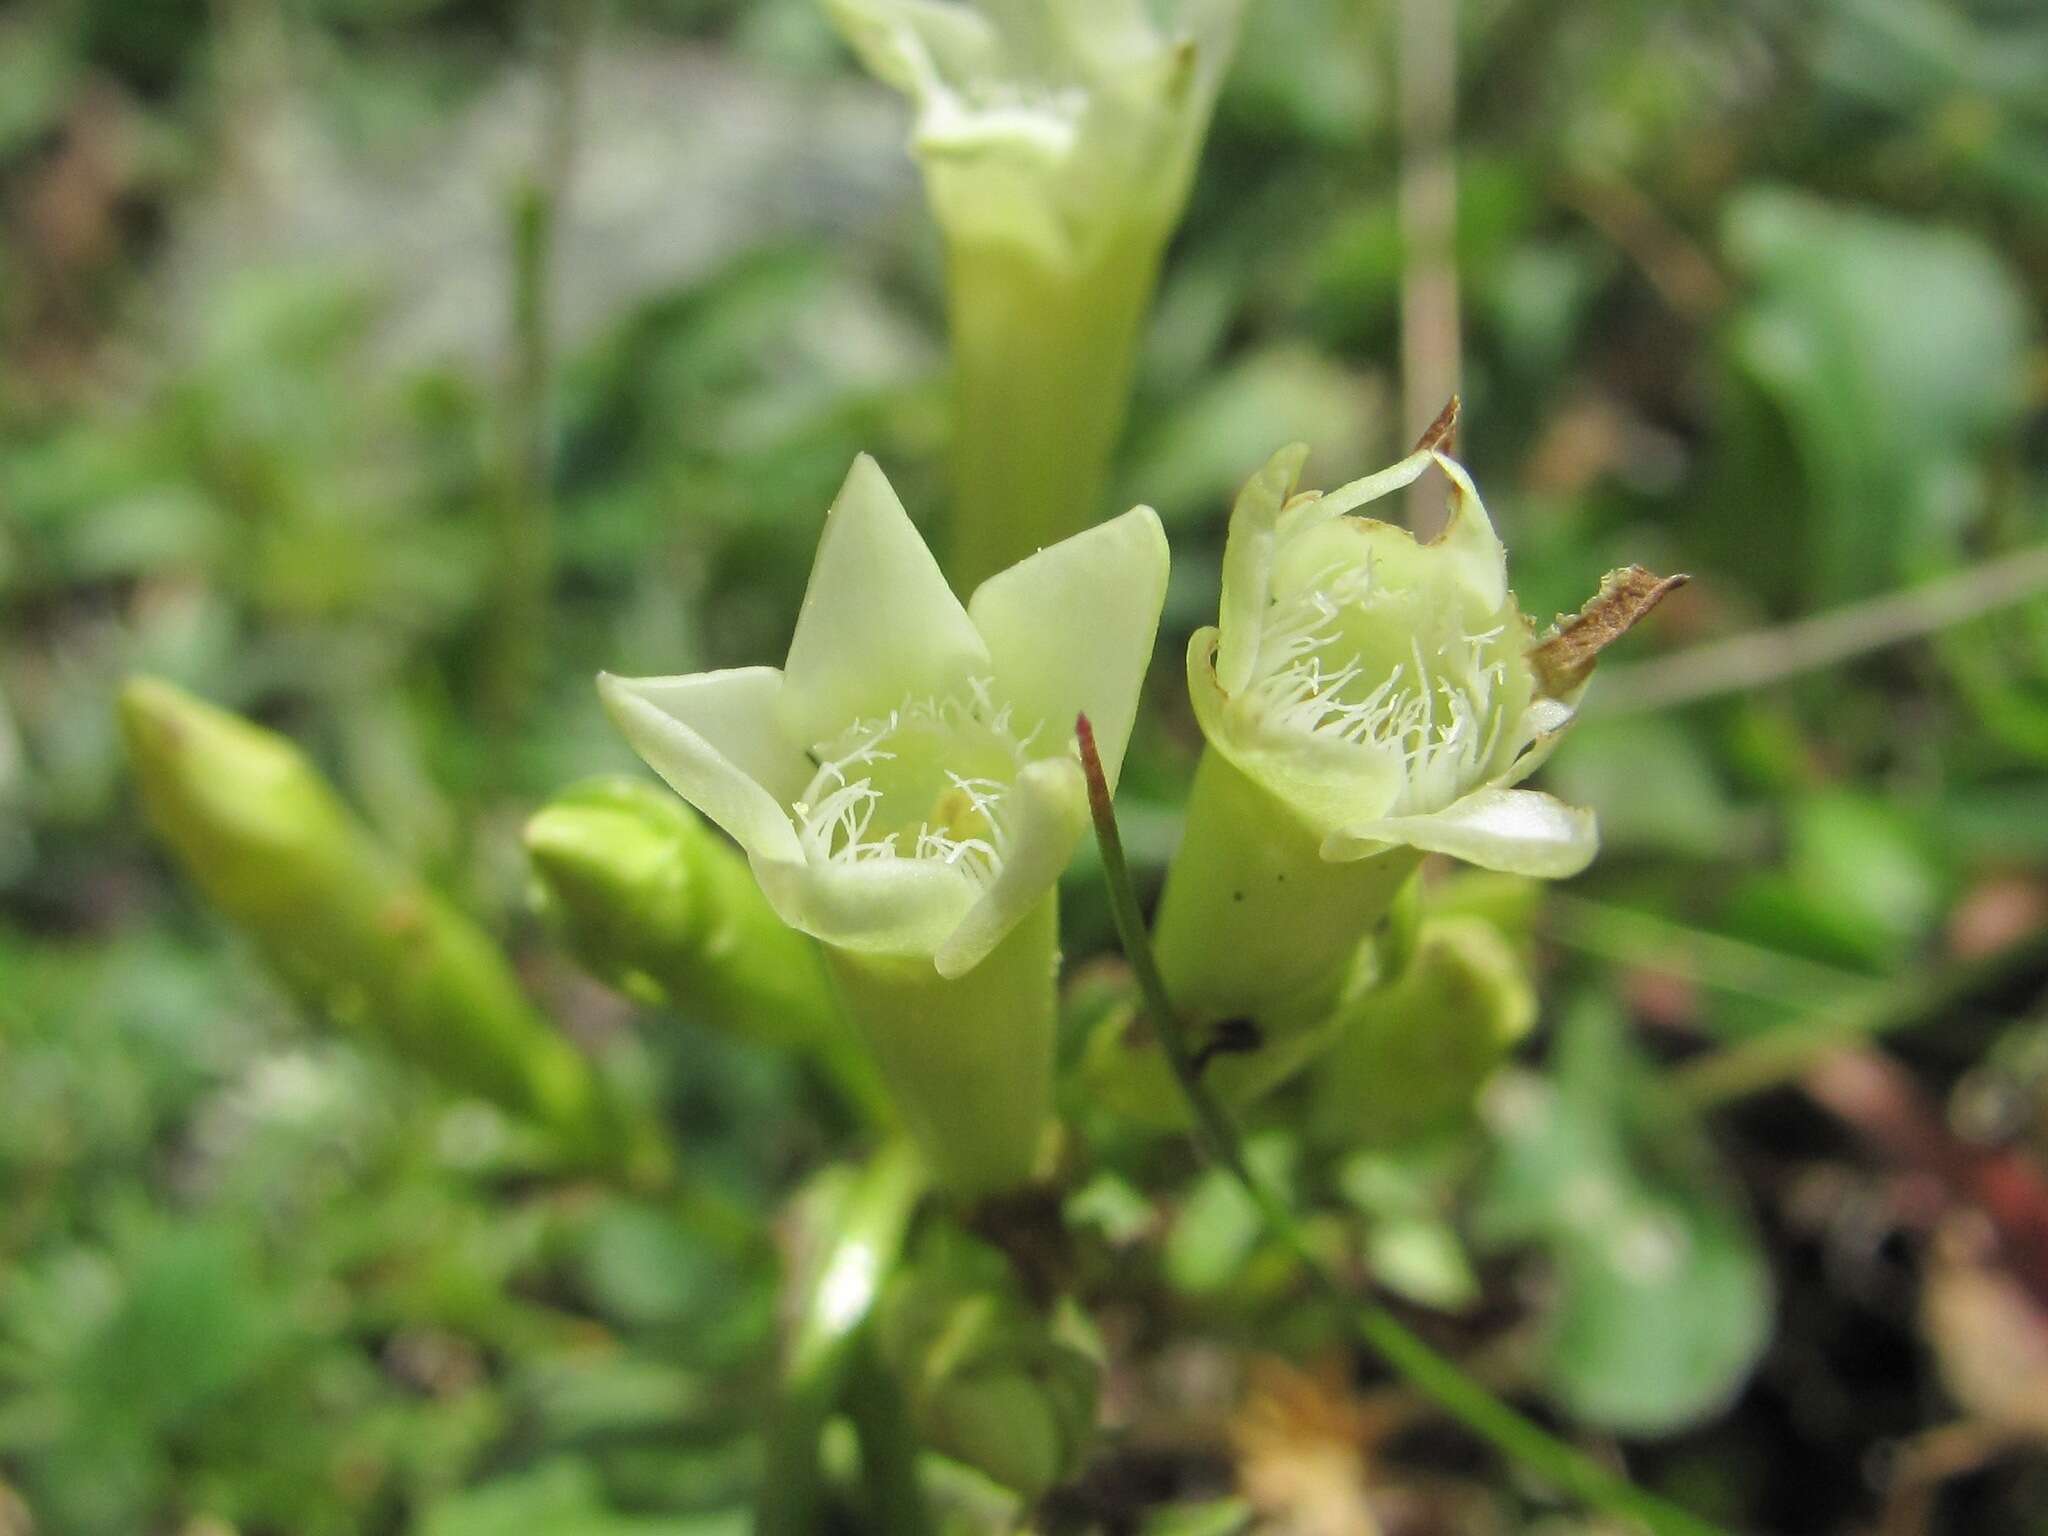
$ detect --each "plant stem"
[847,1337,937,1536]
[485,0,588,727]
[1075,713,1731,1536]
[1591,541,2048,716]
[758,1141,926,1536]
[1669,925,2048,1109]
[1397,0,1461,536]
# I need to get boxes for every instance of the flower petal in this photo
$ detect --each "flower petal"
[751,850,979,961]
[1428,452,1508,610]
[935,756,1089,979]
[1213,443,1308,696]
[1321,787,1598,878]
[967,504,1168,789]
[598,669,805,863]
[1189,628,1405,836]
[1311,446,1435,520]
[780,455,990,750]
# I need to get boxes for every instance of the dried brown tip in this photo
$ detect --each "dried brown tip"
[1411,395,1461,456]
[1531,566,1690,697]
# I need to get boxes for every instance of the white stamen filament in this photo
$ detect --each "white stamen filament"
[1243,554,1514,815]
[792,683,1033,890]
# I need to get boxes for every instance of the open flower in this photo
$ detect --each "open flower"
[1116,434,1679,1119]
[1192,441,1594,877]
[826,0,1245,586]
[600,455,1167,1192]
[826,0,1243,272]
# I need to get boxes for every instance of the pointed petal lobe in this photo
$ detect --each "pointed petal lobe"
[598,670,805,863]
[1322,787,1598,878]
[780,455,990,749]
[968,504,1168,789]
[936,756,1089,979]
[1214,443,1308,696]
[752,850,978,961]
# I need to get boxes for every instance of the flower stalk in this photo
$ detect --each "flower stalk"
[1075,713,1729,1536]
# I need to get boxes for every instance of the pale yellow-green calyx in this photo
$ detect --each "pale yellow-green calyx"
[600,454,1168,1192]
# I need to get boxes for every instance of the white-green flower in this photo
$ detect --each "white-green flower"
[1112,438,1674,1122]
[1191,441,1595,878]
[600,455,1167,1194]
[826,0,1242,271]
[601,454,1165,978]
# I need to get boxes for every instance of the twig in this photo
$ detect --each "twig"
[1669,925,2048,1109]
[1591,544,2048,716]
[1397,0,1461,535]
[1075,714,1730,1536]
[485,0,590,727]
[1547,895,1867,1009]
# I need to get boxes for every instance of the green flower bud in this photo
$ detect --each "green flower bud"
[876,1223,1101,1499]
[599,456,1168,1194]
[119,677,657,1179]
[1309,915,1538,1150]
[525,777,888,1119]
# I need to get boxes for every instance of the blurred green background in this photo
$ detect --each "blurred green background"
[3,0,2047,1532]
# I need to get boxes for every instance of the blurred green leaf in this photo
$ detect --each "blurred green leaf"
[1477,1001,1772,1434]
[1721,189,2032,603]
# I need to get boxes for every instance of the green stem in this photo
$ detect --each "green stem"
[759,1142,927,1536]
[485,0,588,726]
[1669,925,2048,1109]
[1075,714,1730,1536]
[847,1337,936,1536]
[946,226,1164,590]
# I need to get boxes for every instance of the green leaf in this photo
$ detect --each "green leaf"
[1476,1001,1772,1434]
[420,1459,739,1536]
[1720,189,2032,603]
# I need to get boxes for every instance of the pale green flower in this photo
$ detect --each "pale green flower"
[1111,441,1673,1120]
[826,0,1242,272]
[601,455,1167,1193]
[1191,442,1594,877]
[826,0,1245,586]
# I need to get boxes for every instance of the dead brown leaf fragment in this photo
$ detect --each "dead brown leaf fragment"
[1530,565,1689,698]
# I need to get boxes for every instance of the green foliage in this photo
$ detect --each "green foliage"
[3,0,2046,1528]
[1477,1002,1772,1435]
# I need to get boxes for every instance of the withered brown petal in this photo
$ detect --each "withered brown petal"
[1530,565,1689,697]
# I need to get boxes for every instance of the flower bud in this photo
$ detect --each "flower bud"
[1309,916,1538,1150]
[120,677,655,1178]
[526,777,888,1118]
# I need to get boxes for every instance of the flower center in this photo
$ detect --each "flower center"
[792,681,1036,885]
[1245,556,1518,816]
